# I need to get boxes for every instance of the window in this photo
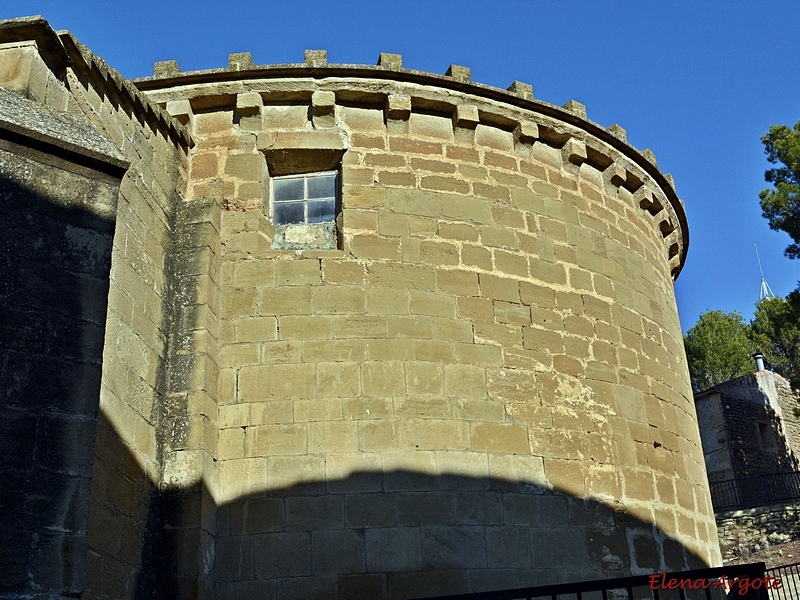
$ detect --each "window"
[756,422,776,451]
[271,171,338,225]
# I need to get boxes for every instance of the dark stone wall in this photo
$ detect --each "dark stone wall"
[717,376,798,481]
[0,143,118,598]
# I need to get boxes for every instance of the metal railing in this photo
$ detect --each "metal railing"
[766,562,800,600]
[710,472,800,511]
[413,562,772,600]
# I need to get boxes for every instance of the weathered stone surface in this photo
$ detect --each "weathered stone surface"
[0,15,712,600]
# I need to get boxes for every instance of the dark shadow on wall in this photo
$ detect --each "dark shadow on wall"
[91,432,717,600]
[717,384,799,478]
[0,156,117,598]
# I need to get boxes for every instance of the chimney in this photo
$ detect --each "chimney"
[753,351,766,371]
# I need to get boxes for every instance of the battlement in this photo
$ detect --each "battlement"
[135,48,687,278]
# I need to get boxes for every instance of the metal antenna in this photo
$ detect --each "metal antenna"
[755,244,775,300]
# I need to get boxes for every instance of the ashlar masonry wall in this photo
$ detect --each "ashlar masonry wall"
[0,19,193,599]
[0,17,722,599]
[138,51,720,599]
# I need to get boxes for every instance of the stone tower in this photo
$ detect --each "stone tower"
[0,17,720,600]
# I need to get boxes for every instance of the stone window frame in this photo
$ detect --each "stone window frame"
[258,129,347,251]
[270,170,339,226]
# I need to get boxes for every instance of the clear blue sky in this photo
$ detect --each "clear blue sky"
[5,1,799,332]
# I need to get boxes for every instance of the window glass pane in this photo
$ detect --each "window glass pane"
[307,199,336,223]
[273,202,305,225]
[273,178,304,201]
[307,174,336,199]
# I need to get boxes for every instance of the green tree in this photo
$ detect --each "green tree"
[751,292,800,388]
[684,310,755,392]
[760,121,800,259]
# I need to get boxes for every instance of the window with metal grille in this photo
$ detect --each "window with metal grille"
[271,171,338,225]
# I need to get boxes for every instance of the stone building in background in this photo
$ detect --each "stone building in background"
[0,16,720,600]
[696,366,800,508]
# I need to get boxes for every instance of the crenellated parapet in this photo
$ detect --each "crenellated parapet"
[136,49,687,279]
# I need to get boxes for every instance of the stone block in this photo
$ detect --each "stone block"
[233,316,278,342]
[239,364,313,400]
[236,91,262,121]
[315,362,360,397]
[313,287,366,314]
[350,234,402,260]
[259,287,313,315]
[479,274,519,302]
[409,291,455,318]
[387,315,433,339]
[420,525,486,569]
[456,296,494,322]
[308,421,359,453]
[362,360,405,396]
[432,317,473,343]
[454,491,503,524]
[404,361,444,396]
[278,315,332,339]
[305,49,328,66]
[249,424,307,456]
[267,455,325,495]
[303,340,365,362]
[243,496,285,534]
[325,453,382,494]
[275,259,322,286]
[322,260,365,285]
[358,421,413,452]
[294,397,341,422]
[494,301,531,326]
[413,419,470,451]
[345,494,397,528]
[486,526,532,567]
[531,527,588,569]
[397,492,454,526]
[474,321,522,348]
[470,423,528,454]
[339,573,388,600]
[312,529,366,575]
[445,64,471,82]
[453,343,502,366]
[286,496,344,531]
[545,459,585,497]
[365,528,421,572]
[454,104,479,129]
[254,531,311,577]
[367,338,415,361]
[386,94,411,121]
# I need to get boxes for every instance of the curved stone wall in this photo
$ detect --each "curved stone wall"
[138,51,719,598]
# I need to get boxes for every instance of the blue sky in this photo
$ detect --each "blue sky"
[4,1,799,332]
